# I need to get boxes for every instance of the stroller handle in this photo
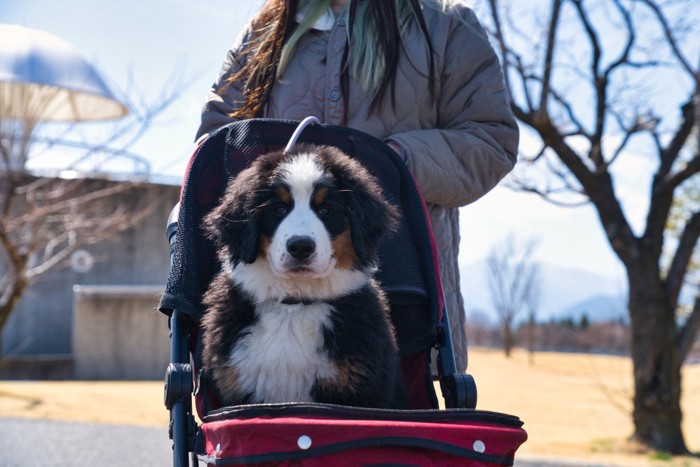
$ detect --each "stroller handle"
[164,202,196,466]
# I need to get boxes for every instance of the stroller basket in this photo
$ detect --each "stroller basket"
[159,119,527,466]
[199,404,526,466]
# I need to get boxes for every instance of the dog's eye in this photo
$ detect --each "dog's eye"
[275,205,288,216]
[318,206,330,216]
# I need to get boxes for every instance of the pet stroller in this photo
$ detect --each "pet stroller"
[159,119,527,466]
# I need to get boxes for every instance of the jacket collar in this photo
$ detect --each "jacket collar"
[295,6,338,31]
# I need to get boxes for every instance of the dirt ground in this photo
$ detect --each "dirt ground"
[1,348,698,466]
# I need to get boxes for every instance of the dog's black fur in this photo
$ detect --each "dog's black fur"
[201,144,406,409]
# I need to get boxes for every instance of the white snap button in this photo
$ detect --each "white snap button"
[473,440,486,453]
[328,89,341,101]
[297,435,312,450]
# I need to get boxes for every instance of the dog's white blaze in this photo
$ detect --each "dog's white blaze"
[279,152,324,195]
[228,301,337,403]
[268,153,334,277]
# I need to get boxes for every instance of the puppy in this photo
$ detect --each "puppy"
[201,144,405,409]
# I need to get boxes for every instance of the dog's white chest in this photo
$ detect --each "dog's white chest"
[228,302,337,403]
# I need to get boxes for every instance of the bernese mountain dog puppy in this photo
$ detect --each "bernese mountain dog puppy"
[201,144,405,409]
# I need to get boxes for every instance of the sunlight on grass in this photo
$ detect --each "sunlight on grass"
[463,348,700,466]
[0,381,168,427]
[1,348,699,466]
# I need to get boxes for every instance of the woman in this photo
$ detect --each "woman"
[196,0,518,373]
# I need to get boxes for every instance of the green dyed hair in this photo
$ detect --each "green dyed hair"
[225,0,440,121]
[278,0,418,95]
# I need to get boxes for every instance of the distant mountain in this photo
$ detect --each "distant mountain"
[557,294,628,323]
[459,260,628,323]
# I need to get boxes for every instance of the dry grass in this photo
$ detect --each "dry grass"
[465,348,700,466]
[0,381,168,427]
[0,348,699,465]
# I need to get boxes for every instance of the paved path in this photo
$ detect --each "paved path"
[0,418,172,466]
[0,417,617,467]
[516,458,619,467]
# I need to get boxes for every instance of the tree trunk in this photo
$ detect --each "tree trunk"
[503,321,513,358]
[627,266,688,454]
[0,270,29,358]
[527,311,536,366]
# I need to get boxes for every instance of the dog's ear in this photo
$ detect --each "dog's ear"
[204,171,263,265]
[204,200,261,265]
[347,181,400,264]
[338,162,400,267]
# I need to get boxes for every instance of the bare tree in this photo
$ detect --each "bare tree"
[486,234,541,357]
[0,75,187,350]
[482,0,700,454]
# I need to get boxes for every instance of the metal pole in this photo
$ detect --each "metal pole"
[170,310,190,467]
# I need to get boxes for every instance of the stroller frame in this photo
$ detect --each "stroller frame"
[160,119,505,466]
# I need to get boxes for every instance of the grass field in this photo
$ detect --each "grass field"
[466,348,700,466]
[1,348,699,465]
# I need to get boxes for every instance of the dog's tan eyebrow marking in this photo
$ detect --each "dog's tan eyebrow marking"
[275,185,291,205]
[313,186,329,206]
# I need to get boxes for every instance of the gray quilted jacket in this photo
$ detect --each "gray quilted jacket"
[196,1,518,372]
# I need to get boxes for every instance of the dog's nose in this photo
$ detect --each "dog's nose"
[287,236,315,260]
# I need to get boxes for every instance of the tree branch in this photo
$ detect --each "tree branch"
[665,211,700,310]
[638,0,699,80]
[644,101,697,260]
[487,0,514,102]
[679,293,700,363]
[538,0,563,112]
[657,100,696,182]
[603,0,636,79]
[664,155,700,193]
[488,0,537,114]
[511,184,590,207]
[571,0,607,166]
[548,85,588,136]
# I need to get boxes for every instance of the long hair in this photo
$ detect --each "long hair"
[222,0,437,121]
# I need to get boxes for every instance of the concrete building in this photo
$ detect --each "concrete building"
[0,175,181,379]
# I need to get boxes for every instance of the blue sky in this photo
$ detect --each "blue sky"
[0,0,630,289]
[0,0,263,175]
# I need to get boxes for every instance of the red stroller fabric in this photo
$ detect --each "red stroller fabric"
[199,404,527,466]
